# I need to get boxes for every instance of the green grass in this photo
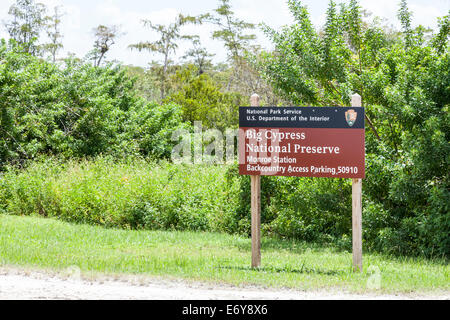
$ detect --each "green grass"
[0,214,448,294]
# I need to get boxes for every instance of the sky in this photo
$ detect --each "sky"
[0,0,448,68]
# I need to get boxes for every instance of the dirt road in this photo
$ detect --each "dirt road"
[0,267,447,300]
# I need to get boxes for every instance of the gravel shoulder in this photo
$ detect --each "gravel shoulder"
[0,267,448,300]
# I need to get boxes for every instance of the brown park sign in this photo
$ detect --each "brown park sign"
[239,107,365,178]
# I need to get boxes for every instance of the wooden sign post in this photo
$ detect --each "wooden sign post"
[351,94,363,272]
[250,94,261,268]
[242,93,364,272]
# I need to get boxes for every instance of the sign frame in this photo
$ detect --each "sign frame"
[243,93,364,272]
[239,106,365,179]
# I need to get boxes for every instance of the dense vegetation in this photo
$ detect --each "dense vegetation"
[0,0,448,259]
[0,40,188,164]
[0,158,239,232]
[254,0,449,257]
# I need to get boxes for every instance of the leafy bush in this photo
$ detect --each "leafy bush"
[0,157,241,232]
[124,102,191,159]
[0,39,187,165]
[254,0,449,258]
[225,166,352,242]
[164,66,244,130]
[0,156,447,259]
[0,156,353,249]
[0,157,352,243]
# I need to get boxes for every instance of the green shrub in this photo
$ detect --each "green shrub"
[125,102,191,159]
[0,39,187,165]
[0,157,241,232]
[268,178,352,242]
[164,66,244,130]
[224,165,352,242]
[0,157,448,259]
[253,1,449,258]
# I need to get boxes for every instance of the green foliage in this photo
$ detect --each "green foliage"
[0,40,186,165]
[124,64,169,102]
[129,14,202,100]
[0,157,354,245]
[0,157,241,233]
[182,36,214,75]
[203,0,284,107]
[0,157,353,251]
[256,0,449,258]
[4,0,47,55]
[257,0,360,106]
[225,166,352,243]
[125,102,190,159]
[432,12,449,54]
[268,178,352,243]
[164,66,244,130]
[204,0,256,60]
[0,0,448,260]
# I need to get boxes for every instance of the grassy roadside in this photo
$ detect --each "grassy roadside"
[0,214,448,294]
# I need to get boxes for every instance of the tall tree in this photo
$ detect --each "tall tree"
[43,6,63,62]
[129,14,201,100]
[204,0,256,60]
[4,0,47,55]
[204,0,256,91]
[182,36,214,75]
[432,11,449,54]
[204,0,283,105]
[92,24,121,67]
[257,1,371,115]
[398,0,413,48]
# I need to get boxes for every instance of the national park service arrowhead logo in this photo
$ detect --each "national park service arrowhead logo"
[345,109,358,127]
